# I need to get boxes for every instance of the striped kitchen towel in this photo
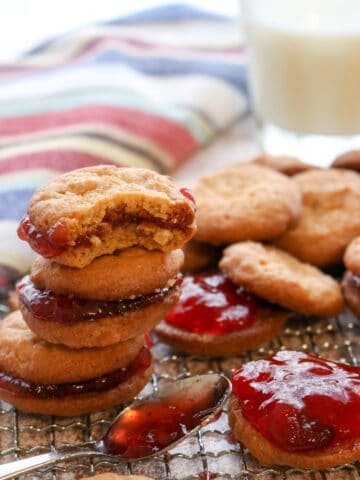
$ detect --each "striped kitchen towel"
[0,3,247,282]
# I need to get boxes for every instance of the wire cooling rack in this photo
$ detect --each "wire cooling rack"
[0,291,359,480]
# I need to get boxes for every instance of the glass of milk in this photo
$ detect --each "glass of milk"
[242,0,360,166]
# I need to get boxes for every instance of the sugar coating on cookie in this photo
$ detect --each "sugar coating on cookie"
[344,236,360,276]
[22,166,196,267]
[193,164,302,245]
[274,168,360,267]
[220,241,343,317]
[31,248,184,300]
[0,311,145,384]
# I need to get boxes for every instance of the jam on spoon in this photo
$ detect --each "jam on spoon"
[232,350,360,452]
[0,374,231,480]
[165,272,257,335]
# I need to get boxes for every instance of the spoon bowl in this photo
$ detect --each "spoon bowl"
[0,373,231,480]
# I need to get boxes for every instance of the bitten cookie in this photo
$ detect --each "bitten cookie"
[342,237,360,318]
[229,350,360,469]
[220,242,343,317]
[251,154,312,176]
[0,312,153,416]
[155,271,287,357]
[274,168,360,267]
[194,164,302,245]
[18,166,196,268]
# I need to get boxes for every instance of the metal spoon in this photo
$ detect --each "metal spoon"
[0,373,231,480]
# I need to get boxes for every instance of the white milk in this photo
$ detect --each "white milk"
[245,0,360,135]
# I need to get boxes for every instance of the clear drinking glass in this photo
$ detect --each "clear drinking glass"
[241,0,360,166]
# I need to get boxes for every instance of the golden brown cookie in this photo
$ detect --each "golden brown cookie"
[251,153,312,176]
[154,305,287,357]
[0,311,144,384]
[19,281,181,348]
[31,248,184,300]
[332,150,360,171]
[181,240,220,274]
[220,242,343,317]
[274,168,360,267]
[19,166,196,268]
[344,236,360,276]
[194,164,302,245]
[228,395,360,469]
[0,312,153,416]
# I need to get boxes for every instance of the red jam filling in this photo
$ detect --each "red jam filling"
[17,276,178,324]
[0,346,151,399]
[165,272,257,335]
[102,377,224,459]
[17,215,67,258]
[179,187,196,205]
[232,350,360,452]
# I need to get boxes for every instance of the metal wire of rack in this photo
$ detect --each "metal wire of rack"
[0,295,359,480]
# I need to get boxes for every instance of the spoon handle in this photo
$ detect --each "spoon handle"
[0,443,100,480]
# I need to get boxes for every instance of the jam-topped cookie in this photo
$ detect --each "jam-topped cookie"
[228,350,360,468]
[275,168,360,267]
[342,236,360,319]
[220,242,343,317]
[18,166,196,268]
[18,274,181,349]
[155,272,287,357]
[0,312,153,416]
[193,164,302,245]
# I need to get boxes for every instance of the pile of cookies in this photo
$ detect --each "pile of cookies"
[1,166,195,416]
[155,157,360,470]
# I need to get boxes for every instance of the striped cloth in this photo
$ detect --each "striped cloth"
[0,4,247,283]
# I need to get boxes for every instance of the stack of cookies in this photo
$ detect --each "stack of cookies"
[0,166,195,416]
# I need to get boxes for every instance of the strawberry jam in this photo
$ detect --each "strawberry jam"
[17,215,67,258]
[232,350,360,452]
[102,375,226,459]
[179,187,196,205]
[17,276,178,324]
[0,346,151,399]
[165,272,256,335]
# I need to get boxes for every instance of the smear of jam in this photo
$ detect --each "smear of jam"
[17,215,67,258]
[179,187,196,205]
[102,378,224,459]
[0,346,151,399]
[232,350,360,452]
[198,473,216,480]
[17,276,179,324]
[165,272,257,335]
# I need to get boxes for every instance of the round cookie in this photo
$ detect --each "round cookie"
[0,311,144,384]
[19,166,196,268]
[341,271,360,319]
[194,164,302,245]
[251,154,312,176]
[274,168,360,267]
[228,395,360,469]
[20,285,181,348]
[31,248,184,300]
[181,240,220,274]
[0,358,153,417]
[332,150,360,172]
[220,242,343,317]
[344,236,360,276]
[154,305,287,357]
